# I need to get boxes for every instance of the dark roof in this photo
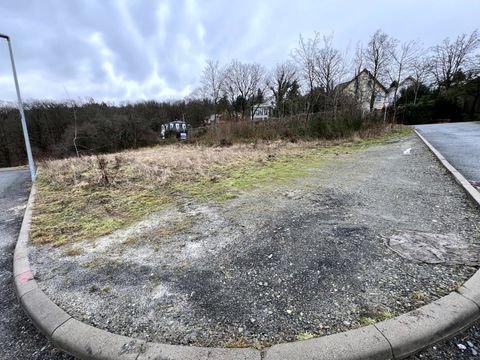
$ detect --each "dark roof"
[336,68,388,93]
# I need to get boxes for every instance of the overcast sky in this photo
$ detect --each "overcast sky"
[0,0,478,103]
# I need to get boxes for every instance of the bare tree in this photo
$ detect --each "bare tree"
[292,33,321,120]
[348,42,366,108]
[267,61,297,117]
[223,60,265,119]
[364,29,397,111]
[315,34,345,95]
[201,60,225,123]
[431,29,480,89]
[389,40,418,121]
[314,34,346,115]
[411,54,432,104]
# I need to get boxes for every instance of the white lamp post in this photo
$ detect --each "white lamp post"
[0,33,36,181]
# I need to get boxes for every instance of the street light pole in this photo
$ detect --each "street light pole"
[0,33,36,182]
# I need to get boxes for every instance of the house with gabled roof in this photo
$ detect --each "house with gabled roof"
[337,69,388,112]
[386,76,416,106]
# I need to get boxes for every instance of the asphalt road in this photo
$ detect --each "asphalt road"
[416,122,480,184]
[0,168,73,360]
[407,122,480,359]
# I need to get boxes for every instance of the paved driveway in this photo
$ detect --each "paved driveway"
[0,168,73,359]
[416,122,480,184]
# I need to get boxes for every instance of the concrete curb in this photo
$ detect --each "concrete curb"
[13,132,480,360]
[414,129,480,207]
[0,165,28,172]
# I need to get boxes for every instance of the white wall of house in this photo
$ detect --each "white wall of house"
[342,71,387,111]
[252,105,270,120]
[387,78,416,105]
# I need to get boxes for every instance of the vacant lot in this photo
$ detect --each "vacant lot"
[29,130,480,348]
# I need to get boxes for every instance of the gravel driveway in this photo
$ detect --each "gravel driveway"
[29,134,480,349]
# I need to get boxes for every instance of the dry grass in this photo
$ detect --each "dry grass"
[30,126,411,246]
[39,141,322,188]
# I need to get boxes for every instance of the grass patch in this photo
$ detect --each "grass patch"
[377,309,395,321]
[31,185,170,246]
[64,246,83,256]
[100,285,112,293]
[357,308,395,326]
[296,331,316,341]
[178,126,410,202]
[410,290,430,306]
[176,154,313,201]
[30,125,410,246]
[224,337,265,350]
[358,316,377,326]
[225,337,250,348]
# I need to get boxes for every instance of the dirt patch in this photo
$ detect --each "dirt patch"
[29,134,480,348]
[389,230,480,265]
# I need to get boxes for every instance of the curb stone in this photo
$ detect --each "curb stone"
[14,188,262,360]
[375,292,479,359]
[264,325,393,360]
[13,132,480,359]
[414,129,480,207]
[0,165,28,173]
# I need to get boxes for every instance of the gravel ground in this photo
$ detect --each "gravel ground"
[29,134,480,349]
[408,320,480,359]
[0,169,74,360]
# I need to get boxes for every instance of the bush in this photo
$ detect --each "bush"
[432,97,463,122]
[399,103,434,125]
[192,109,387,145]
[398,95,465,125]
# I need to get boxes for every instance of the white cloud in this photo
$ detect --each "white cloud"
[0,0,479,103]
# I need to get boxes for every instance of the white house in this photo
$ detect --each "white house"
[386,77,416,106]
[252,103,272,120]
[337,69,388,112]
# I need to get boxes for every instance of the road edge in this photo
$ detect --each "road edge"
[414,129,480,206]
[13,133,480,359]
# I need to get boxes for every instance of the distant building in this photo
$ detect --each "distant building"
[205,114,220,125]
[337,69,388,112]
[161,120,188,140]
[386,76,416,106]
[252,103,272,120]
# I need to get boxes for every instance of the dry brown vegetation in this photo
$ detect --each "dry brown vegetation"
[40,141,310,189]
[30,125,410,246]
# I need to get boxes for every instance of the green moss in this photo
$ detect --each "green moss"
[177,152,324,202]
[357,308,395,327]
[296,331,316,341]
[100,285,112,293]
[358,316,377,326]
[224,336,251,348]
[377,310,395,321]
[31,185,171,246]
